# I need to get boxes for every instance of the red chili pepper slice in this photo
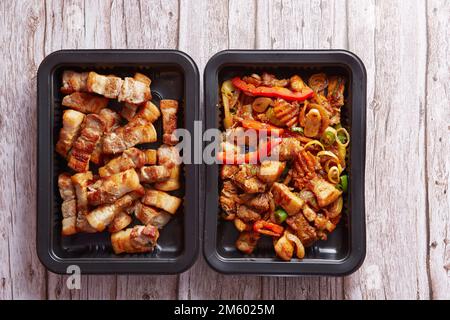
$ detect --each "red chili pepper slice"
[231,77,314,102]
[241,119,284,136]
[253,220,284,237]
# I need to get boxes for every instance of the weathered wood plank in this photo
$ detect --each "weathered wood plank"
[0,0,47,300]
[256,0,346,300]
[344,0,430,299]
[177,0,263,299]
[425,0,450,300]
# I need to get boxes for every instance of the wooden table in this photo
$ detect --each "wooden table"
[0,0,448,300]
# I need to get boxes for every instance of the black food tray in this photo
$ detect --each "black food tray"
[203,50,366,275]
[37,50,199,274]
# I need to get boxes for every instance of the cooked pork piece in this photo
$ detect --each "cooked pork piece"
[86,189,143,232]
[61,70,89,94]
[62,92,109,114]
[153,145,181,191]
[236,205,261,223]
[111,225,159,254]
[156,145,181,169]
[121,102,139,121]
[141,189,182,215]
[107,211,133,233]
[308,177,342,207]
[127,101,161,126]
[247,193,270,213]
[286,213,317,247]
[233,165,265,194]
[71,171,96,233]
[160,99,179,145]
[220,165,239,180]
[258,160,286,183]
[102,124,157,154]
[276,138,302,161]
[68,114,105,172]
[99,147,156,177]
[271,182,305,215]
[220,181,238,220]
[118,77,151,105]
[91,108,122,164]
[87,169,142,206]
[235,231,260,254]
[86,72,123,99]
[58,173,77,235]
[153,165,180,191]
[134,202,172,229]
[301,204,317,222]
[55,110,85,158]
[327,76,345,108]
[139,165,171,183]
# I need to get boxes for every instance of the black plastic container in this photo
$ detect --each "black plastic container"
[37,50,200,274]
[203,50,366,275]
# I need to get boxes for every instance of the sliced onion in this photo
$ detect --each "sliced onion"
[286,232,305,259]
[304,140,325,151]
[325,159,342,174]
[328,166,340,184]
[336,127,350,147]
[317,150,340,163]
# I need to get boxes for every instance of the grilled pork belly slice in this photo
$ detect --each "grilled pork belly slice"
[118,77,151,105]
[86,72,123,99]
[258,160,286,183]
[153,164,180,191]
[271,182,305,216]
[99,147,157,177]
[220,181,238,220]
[128,101,160,126]
[102,124,157,154]
[61,70,89,94]
[111,225,159,254]
[139,165,171,184]
[141,189,182,215]
[286,213,317,247]
[121,102,139,121]
[55,110,85,158]
[91,108,122,165]
[71,171,96,233]
[308,177,342,207]
[58,173,77,235]
[153,145,181,191]
[134,202,172,229]
[86,189,143,232]
[160,99,179,145]
[62,92,109,114]
[87,169,142,206]
[108,211,133,233]
[68,114,105,172]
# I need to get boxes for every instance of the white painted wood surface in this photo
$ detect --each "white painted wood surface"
[0,0,448,300]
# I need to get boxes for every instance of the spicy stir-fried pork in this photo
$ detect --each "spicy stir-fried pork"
[56,70,182,255]
[219,72,349,261]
